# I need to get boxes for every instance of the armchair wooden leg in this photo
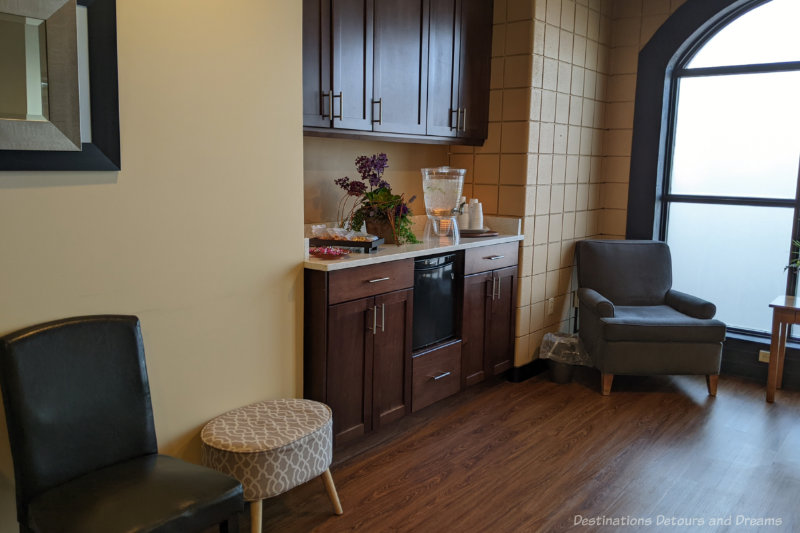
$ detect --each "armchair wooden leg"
[322,468,343,515]
[601,373,613,396]
[706,374,719,396]
[250,500,262,533]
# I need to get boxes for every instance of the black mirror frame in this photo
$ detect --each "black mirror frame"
[0,0,119,171]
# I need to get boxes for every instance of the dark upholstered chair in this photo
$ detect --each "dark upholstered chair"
[576,240,726,396]
[0,315,244,533]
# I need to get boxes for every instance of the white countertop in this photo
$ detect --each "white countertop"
[304,216,523,271]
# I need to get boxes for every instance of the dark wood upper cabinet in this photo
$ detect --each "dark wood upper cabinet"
[331,0,374,130]
[372,0,429,135]
[426,0,460,137]
[302,0,493,144]
[302,0,331,128]
[456,0,493,140]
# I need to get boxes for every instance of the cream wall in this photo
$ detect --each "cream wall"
[0,2,304,532]
[303,137,449,224]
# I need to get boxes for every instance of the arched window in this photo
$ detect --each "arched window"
[629,0,800,338]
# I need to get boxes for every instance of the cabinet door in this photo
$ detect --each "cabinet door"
[486,266,517,376]
[372,289,413,428]
[462,271,491,387]
[303,0,332,127]
[327,297,374,442]
[426,0,460,137]
[331,0,374,130]
[372,0,429,135]
[456,0,492,140]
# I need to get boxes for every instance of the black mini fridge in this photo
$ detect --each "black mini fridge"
[412,253,457,351]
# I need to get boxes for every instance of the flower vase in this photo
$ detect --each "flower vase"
[366,217,396,244]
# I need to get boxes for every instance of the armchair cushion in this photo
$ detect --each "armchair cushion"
[27,455,243,533]
[665,289,717,319]
[578,288,615,318]
[601,306,727,343]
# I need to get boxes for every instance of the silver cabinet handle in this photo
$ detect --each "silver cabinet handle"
[372,306,377,335]
[372,98,383,125]
[450,108,459,131]
[495,275,501,300]
[490,276,497,301]
[381,303,385,333]
[332,92,343,120]
[461,107,467,132]
[321,91,331,120]
[488,255,505,260]
[432,371,451,381]
[368,277,390,283]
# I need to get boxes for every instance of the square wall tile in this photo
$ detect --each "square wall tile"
[558,29,573,62]
[539,123,555,153]
[532,54,544,88]
[556,92,570,124]
[528,122,541,153]
[557,61,572,93]
[550,184,565,214]
[541,90,557,122]
[489,89,504,122]
[533,20,546,55]
[572,35,587,66]
[474,154,501,184]
[533,213,549,245]
[561,211,575,239]
[495,0,507,23]
[566,155,579,182]
[507,0,535,21]
[535,185,551,215]
[473,184,499,214]
[543,57,559,90]
[516,303,531,336]
[610,45,639,75]
[603,182,629,210]
[575,4,588,35]
[568,95,583,125]
[604,128,632,156]
[527,154,540,184]
[503,88,532,121]
[477,123,502,154]
[517,274,532,306]
[554,126,568,155]
[504,55,533,88]
[561,0,576,31]
[530,88,543,121]
[548,214,563,245]
[507,20,534,55]
[563,183,577,211]
[500,154,529,185]
[544,23,560,59]
[546,0,561,25]
[532,271,547,301]
[571,67,585,97]
[537,154,553,184]
[606,101,635,129]
[552,154,567,182]
[501,122,531,153]
[450,154,475,177]
[535,0,547,20]
[491,57,505,89]
[493,24,506,58]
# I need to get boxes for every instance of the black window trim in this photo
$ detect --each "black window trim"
[628,0,800,339]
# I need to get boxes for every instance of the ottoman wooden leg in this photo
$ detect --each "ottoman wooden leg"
[322,468,343,515]
[250,500,262,533]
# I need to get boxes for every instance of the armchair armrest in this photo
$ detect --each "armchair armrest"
[578,288,615,318]
[666,289,716,319]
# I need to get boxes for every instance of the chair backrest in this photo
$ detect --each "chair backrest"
[576,240,673,306]
[0,315,158,520]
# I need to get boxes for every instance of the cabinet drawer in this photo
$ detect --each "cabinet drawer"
[464,242,519,275]
[328,259,414,305]
[412,340,461,412]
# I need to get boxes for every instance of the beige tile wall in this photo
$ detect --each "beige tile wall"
[601,0,685,237]
[452,0,611,367]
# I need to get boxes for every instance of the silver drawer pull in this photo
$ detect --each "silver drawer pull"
[432,371,451,381]
[488,255,505,260]
[368,277,390,283]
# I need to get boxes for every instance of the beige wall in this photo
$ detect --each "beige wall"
[0,2,304,531]
[303,137,449,224]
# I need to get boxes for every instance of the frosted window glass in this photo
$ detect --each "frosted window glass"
[670,72,800,198]
[667,203,793,333]
[687,0,800,68]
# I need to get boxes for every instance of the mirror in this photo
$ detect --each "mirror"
[0,13,49,121]
[0,0,120,171]
[0,0,80,151]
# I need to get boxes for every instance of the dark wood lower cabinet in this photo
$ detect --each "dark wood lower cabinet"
[462,265,517,387]
[323,288,413,443]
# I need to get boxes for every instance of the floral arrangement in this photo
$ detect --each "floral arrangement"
[334,153,419,245]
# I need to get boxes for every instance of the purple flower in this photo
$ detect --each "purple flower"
[348,180,367,196]
[355,153,390,189]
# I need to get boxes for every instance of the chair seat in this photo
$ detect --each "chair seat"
[601,306,726,343]
[27,455,243,533]
[201,399,333,501]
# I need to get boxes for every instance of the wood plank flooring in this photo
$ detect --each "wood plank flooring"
[257,369,800,532]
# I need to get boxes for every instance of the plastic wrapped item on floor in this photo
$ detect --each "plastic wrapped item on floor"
[539,332,592,384]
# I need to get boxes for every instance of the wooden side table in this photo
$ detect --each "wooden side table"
[767,296,799,402]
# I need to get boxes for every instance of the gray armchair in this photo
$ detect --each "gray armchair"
[575,240,726,395]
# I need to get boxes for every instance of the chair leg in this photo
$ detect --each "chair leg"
[706,374,718,396]
[219,513,239,533]
[250,500,262,533]
[601,373,613,395]
[321,468,343,515]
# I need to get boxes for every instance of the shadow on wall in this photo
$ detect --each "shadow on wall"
[303,137,450,224]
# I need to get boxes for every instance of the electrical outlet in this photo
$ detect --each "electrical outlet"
[759,350,770,363]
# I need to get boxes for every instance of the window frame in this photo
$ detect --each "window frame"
[628,0,800,340]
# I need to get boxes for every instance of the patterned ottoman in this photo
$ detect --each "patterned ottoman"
[201,399,342,533]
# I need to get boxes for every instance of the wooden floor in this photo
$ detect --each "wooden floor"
[256,369,800,532]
